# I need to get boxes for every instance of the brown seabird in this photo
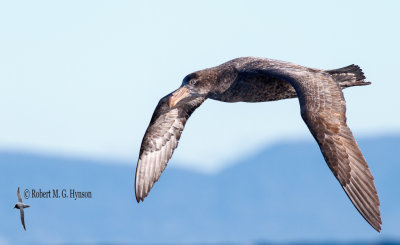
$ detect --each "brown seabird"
[135,57,381,232]
[14,187,30,230]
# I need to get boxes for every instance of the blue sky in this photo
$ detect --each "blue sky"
[0,0,399,172]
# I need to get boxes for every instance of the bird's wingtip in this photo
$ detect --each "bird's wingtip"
[376,221,382,233]
[369,218,382,233]
[135,192,144,203]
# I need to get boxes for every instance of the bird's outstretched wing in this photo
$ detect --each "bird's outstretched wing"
[237,58,381,231]
[17,187,22,203]
[20,209,26,230]
[135,95,205,202]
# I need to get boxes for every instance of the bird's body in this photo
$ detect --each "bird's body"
[135,57,381,232]
[203,58,299,103]
[14,187,30,230]
[15,203,30,210]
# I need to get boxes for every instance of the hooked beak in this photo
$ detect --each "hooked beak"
[168,86,190,108]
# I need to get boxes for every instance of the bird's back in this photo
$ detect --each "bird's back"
[211,57,369,103]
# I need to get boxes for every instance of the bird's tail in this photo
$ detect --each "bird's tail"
[327,64,371,88]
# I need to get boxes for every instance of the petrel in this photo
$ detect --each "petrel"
[135,57,381,231]
[14,187,30,230]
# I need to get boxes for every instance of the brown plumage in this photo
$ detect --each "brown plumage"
[135,57,381,232]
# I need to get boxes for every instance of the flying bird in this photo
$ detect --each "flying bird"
[135,57,381,231]
[14,187,30,230]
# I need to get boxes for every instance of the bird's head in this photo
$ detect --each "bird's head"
[13,204,18,209]
[168,71,212,108]
[168,66,237,108]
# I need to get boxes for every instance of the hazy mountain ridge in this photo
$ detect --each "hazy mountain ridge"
[0,135,399,244]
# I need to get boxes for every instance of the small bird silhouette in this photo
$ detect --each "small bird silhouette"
[14,187,30,230]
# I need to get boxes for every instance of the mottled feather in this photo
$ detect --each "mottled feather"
[135,95,204,202]
[231,57,381,231]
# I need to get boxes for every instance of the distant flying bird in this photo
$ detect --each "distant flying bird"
[14,187,30,230]
[135,57,381,231]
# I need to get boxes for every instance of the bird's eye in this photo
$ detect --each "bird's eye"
[189,80,197,86]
